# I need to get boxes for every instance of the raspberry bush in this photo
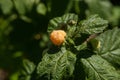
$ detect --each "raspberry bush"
[0,0,120,80]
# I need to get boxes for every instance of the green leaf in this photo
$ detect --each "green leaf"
[13,0,26,15]
[47,13,78,34]
[81,55,120,80]
[110,7,120,26]
[85,0,120,27]
[10,72,19,80]
[79,15,108,34]
[95,28,120,65]
[74,42,87,51]
[23,0,36,11]
[13,0,35,15]
[85,0,112,20]
[37,47,76,80]
[22,59,35,75]
[0,0,13,14]
[19,59,36,80]
[36,3,47,15]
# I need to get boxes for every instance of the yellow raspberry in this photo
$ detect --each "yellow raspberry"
[50,30,66,46]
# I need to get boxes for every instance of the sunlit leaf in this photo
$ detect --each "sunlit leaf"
[47,13,78,34]
[37,47,76,80]
[79,15,108,34]
[36,3,47,15]
[95,28,120,65]
[0,0,13,14]
[81,55,120,80]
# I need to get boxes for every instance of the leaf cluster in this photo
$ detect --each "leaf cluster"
[36,13,120,80]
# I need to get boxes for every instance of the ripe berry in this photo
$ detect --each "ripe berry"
[50,30,66,46]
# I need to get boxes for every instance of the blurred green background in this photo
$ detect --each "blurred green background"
[0,0,120,80]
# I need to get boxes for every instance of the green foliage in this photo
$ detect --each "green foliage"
[81,55,120,80]
[79,15,108,34]
[85,0,120,26]
[0,0,13,14]
[37,13,120,80]
[95,28,120,65]
[37,47,76,80]
[19,59,36,80]
[36,3,47,15]
[48,13,78,34]
[85,0,112,19]
[0,0,120,80]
